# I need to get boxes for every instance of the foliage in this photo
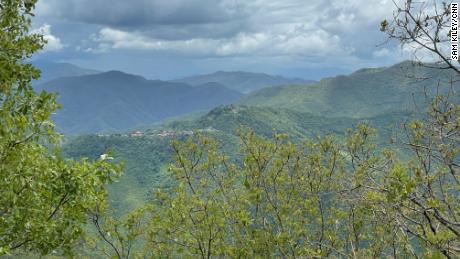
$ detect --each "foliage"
[84,205,149,259]
[146,130,390,258]
[362,94,460,257]
[0,0,121,256]
[63,134,174,215]
[88,123,442,258]
[378,2,460,256]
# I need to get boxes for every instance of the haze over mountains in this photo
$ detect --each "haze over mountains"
[33,61,100,84]
[34,61,457,135]
[34,62,312,134]
[174,71,312,93]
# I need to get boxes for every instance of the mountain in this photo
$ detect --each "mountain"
[33,61,100,84]
[174,71,313,94]
[38,71,243,134]
[240,61,459,118]
[62,61,451,213]
[156,105,360,139]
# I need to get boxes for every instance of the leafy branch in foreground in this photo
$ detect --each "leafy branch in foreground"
[364,92,460,258]
[0,0,122,256]
[380,0,456,71]
[378,1,460,257]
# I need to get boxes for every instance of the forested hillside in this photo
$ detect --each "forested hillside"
[240,61,458,118]
[63,104,411,214]
[60,57,459,257]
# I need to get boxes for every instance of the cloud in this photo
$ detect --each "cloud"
[33,0,411,77]
[30,24,64,52]
[65,0,396,59]
[373,39,450,63]
[36,0,249,27]
[89,25,348,58]
[373,48,391,58]
[91,28,218,55]
[401,41,449,63]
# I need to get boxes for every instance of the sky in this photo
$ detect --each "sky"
[31,0,411,80]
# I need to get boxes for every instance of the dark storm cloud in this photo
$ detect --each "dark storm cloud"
[137,20,251,41]
[39,0,250,27]
[36,0,404,62]
[33,0,410,80]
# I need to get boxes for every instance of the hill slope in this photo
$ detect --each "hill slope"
[38,71,242,134]
[240,61,459,118]
[64,105,408,213]
[174,71,312,93]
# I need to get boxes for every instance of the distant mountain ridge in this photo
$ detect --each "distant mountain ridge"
[33,61,100,84]
[174,71,313,93]
[33,62,320,134]
[38,71,242,134]
[35,60,456,136]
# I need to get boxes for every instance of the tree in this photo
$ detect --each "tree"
[376,1,460,257]
[85,206,148,259]
[381,0,456,71]
[0,0,121,256]
[141,130,407,258]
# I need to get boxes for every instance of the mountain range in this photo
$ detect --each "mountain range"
[34,62,312,134]
[37,71,242,134]
[61,61,457,213]
[174,71,312,93]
